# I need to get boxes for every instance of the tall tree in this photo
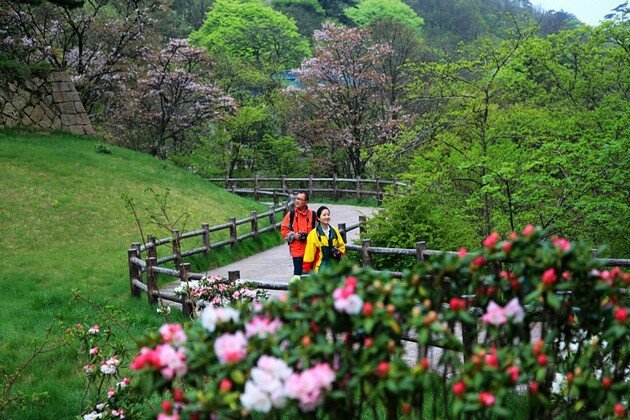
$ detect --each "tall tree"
[289,23,407,177]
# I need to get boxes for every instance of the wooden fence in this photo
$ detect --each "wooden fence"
[206,176,406,204]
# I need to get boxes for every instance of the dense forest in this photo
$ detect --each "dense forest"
[1,0,628,255]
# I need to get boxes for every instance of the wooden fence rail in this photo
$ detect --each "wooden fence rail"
[206,176,407,205]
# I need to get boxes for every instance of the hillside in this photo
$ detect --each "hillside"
[0,129,276,418]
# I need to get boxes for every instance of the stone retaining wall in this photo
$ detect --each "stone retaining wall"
[0,69,94,135]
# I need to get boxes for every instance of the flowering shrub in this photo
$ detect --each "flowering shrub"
[129,226,628,418]
[173,275,267,314]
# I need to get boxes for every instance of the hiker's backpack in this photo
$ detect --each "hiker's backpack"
[288,208,317,232]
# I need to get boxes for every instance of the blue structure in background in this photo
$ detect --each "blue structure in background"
[274,70,303,89]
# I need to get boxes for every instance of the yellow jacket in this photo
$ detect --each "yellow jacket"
[302,225,346,273]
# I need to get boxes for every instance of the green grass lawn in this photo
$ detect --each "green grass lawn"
[0,128,281,418]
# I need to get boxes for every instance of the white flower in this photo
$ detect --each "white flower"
[251,368,284,395]
[240,381,272,413]
[200,306,240,333]
[504,298,525,323]
[344,295,364,315]
[257,355,293,380]
[100,364,117,375]
[83,411,103,419]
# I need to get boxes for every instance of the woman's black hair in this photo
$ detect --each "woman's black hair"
[316,206,330,219]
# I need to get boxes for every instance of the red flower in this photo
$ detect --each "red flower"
[375,361,390,378]
[562,271,572,281]
[345,276,358,291]
[502,241,513,253]
[449,298,467,311]
[452,381,465,396]
[508,231,518,240]
[522,224,535,236]
[506,365,520,382]
[602,377,612,389]
[551,236,571,251]
[220,379,233,392]
[532,339,544,356]
[541,268,557,286]
[401,403,412,414]
[566,372,574,384]
[420,358,430,370]
[362,302,374,316]
[479,391,495,407]
[458,247,467,258]
[172,389,185,402]
[310,320,319,333]
[301,336,312,346]
[483,232,500,248]
[529,381,539,393]
[364,337,374,348]
[471,256,487,270]
[537,354,548,366]
[614,403,625,417]
[614,307,628,323]
[485,354,499,368]
[161,400,173,415]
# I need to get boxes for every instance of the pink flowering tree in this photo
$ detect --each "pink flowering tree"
[288,23,408,177]
[122,226,627,418]
[114,39,236,158]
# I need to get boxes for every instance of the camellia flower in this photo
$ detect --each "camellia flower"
[214,331,248,364]
[200,306,240,333]
[159,324,187,346]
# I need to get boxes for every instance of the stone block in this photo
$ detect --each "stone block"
[8,82,17,92]
[73,101,86,113]
[21,114,33,125]
[58,101,76,114]
[68,124,84,134]
[83,125,95,135]
[42,94,53,107]
[52,91,66,103]
[59,81,74,92]
[2,103,16,119]
[3,117,18,127]
[51,117,62,129]
[60,114,76,126]
[66,91,80,102]
[31,104,46,122]
[12,94,28,111]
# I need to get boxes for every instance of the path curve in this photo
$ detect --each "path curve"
[205,203,378,283]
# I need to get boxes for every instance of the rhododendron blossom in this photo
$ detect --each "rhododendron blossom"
[201,306,240,333]
[482,232,500,248]
[88,325,100,334]
[333,277,363,314]
[159,323,187,346]
[240,355,294,412]
[214,331,248,364]
[482,298,525,326]
[245,315,282,338]
[284,363,335,412]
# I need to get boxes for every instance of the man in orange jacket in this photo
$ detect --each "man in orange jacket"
[280,191,317,281]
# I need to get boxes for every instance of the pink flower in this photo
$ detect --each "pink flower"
[458,247,467,258]
[83,364,94,373]
[107,387,116,398]
[284,363,335,412]
[214,331,248,364]
[245,316,282,338]
[551,236,571,251]
[483,232,500,248]
[159,324,187,346]
[482,301,507,326]
[506,365,520,382]
[89,347,99,356]
[522,224,535,236]
[156,344,188,379]
[375,361,390,378]
[452,381,465,395]
[131,347,161,370]
[88,325,100,334]
[333,288,364,315]
[541,268,557,286]
[479,391,495,407]
[614,307,627,323]
[504,298,525,323]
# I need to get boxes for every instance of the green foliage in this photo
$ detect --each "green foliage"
[190,0,310,76]
[271,0,325,36]
[0,56,52,84]
[344,0,423,32]
[0,129,275,418]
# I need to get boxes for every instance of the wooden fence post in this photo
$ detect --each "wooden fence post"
[147,235,157,260]
[359,215,366,238]
[128,247,141,298]
[251,211,259,239]
[228,270,240,283]
[224,175,229,189]
[376,178,382,205]
[202,223,211,254]
[333,173,338,200]
[172,230,182,268]
[254,174,259,201]
[415,241,426,263]
[338,223,347,243]
[393,178,398,196]
[273,190,279,206]
[229,217,237,250]
[269,205,277,231]
[361,239,372,267]
[356,176,362,200]
[281,176,287,194]
[146,256,158,305]
[308,175,313,199]
[179,263,194,317]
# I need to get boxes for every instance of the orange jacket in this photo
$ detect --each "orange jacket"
[280,207,316,257]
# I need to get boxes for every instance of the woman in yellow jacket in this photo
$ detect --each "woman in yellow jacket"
[302,206,346,273]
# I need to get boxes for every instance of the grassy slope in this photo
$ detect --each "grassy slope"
[0,129,278,418]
